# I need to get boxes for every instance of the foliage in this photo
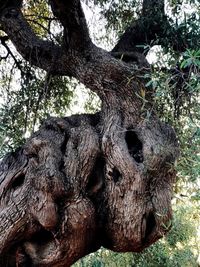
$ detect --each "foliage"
[85,0,200,52]
[0,59,75,157]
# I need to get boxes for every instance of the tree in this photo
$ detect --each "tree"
[2,0,200,266]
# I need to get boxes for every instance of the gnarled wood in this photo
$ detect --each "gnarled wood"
[0,1,180,266]
[0,110,178,266]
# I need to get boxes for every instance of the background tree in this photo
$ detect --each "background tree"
[0,0,199,267]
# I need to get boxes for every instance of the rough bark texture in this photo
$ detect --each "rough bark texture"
[0,0,179,266]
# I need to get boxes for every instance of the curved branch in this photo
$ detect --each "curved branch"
[0,0,153,116]
[112,0,189,55]
[0,5,146,104]
[0,7,68,75]
[112,0,167,55]
[0,5,133,95]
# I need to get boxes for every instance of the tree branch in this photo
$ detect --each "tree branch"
[0,35,24,72]
[0,1,148,105]
[0,0,93,78]
[49,0,91,51]
[0,7,69,75]
[110,51,149,68]
[112,0,167,55]
[112,0,189,55]
[0,4,138,100]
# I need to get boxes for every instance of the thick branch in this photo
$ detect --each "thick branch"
[0,6,136,98]
[0,3,150,111]
[49,0,91,51]
[113,0,188,55]
[0,7,69,75]
[110,51,149,68]
[112,0,167,55]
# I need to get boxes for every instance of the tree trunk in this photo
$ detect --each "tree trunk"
[0,94,178,267]
[0,1,179,266]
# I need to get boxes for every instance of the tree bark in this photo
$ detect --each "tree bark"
[0,1,179,266]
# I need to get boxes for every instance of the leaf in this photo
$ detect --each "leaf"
[140,88,146,98]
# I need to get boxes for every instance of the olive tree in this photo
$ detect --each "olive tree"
[0,1,180,266]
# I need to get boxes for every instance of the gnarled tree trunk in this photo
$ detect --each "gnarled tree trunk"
[0,0,179,266]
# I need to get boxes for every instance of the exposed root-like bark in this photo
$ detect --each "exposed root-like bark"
[0,109,178,266]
